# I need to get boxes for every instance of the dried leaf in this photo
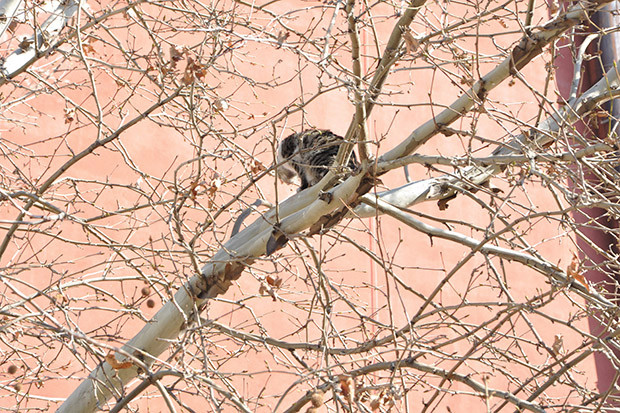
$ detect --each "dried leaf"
[170,45,183,62]
[438,198,450,211]
[339,375,355,404]
[54,293,68,305]
[250,160,265,174]
[181,56,207,83]
[370,396,381,411]
[207,178,221,197]
[567,252,589,291]
[566,253,579,277]
[105,354,133,370]
[81,40,95,54]
[64,108,76,124]
[266,275,283,288]
[182,67,193,85]
[259,281,278,301]
[548,0,559,14]
[552,334,564,355]
[572,272,589,290]
[546,163,559,175]
[310,390,324,407]
[276,31,289,48]
[18,37,32,50]
[182,57,206,85]
[402,30,419,54]
[460,76,475,86]
[193,63,207,81]
[189,180,201,200]
[213,98,228,112]
[368,389,395,411]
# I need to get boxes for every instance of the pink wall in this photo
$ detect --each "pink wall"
[0,1,605,411]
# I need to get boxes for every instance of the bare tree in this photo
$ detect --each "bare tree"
[1,0,620,411]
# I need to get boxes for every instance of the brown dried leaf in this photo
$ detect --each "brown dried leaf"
[438,198,450,211]
[276,30,289,48]
[105,353,133,370]
[188,180,201,200]
[567,252,589,291]
[18,37,32,50]
[182,57,206,85]
[546,163,559,175]
[370,396,381,411]
[81,41,95,54]
[339,375,355,404]
[250,160,265,174]
[566,253,579,277]
[170,45,184,69]
[64,108,75,124]
[266,275,283,288]
[259,282,278,301]
[213,98,229,112]
[193,63,207,81]
[402,30,419,55]
[548,0,559,14]
[182,57,207,84]
[572,271,589,290]
[310,390,324,407]
[207,178,221,197]
[552,334,564,355]
[460,76,474,86]
[182,68,193,85]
